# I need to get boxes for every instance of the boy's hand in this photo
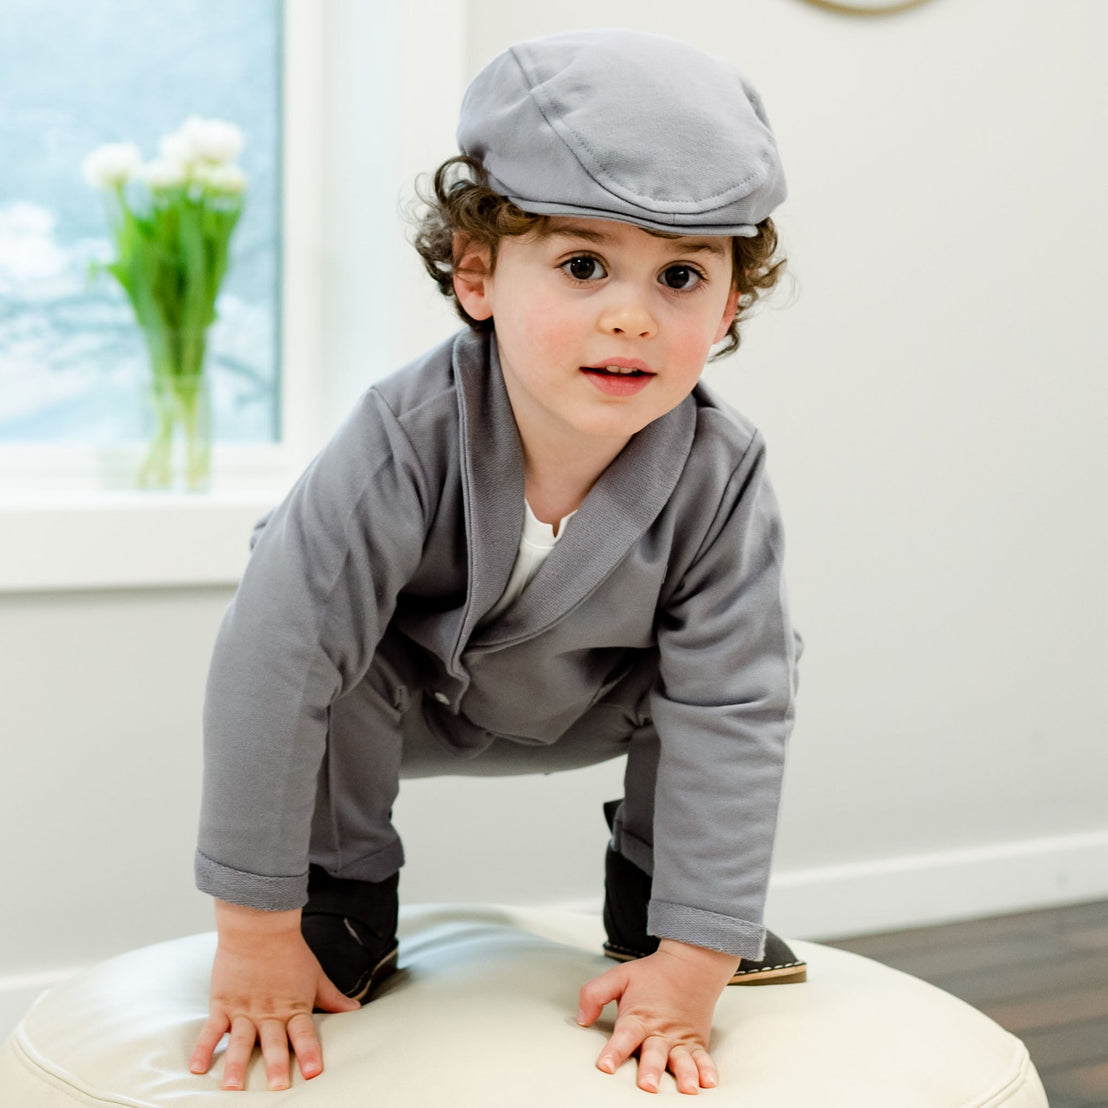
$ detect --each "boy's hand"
[189,900,360,1091]
[576,939,739,1095]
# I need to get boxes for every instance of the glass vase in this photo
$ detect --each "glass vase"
[136,326,212,491]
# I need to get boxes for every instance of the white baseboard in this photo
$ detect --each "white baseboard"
[764,828,1108,940]
[550,830,1108,942]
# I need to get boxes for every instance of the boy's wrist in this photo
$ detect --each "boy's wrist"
[656,938,740,985]
[214,897,303,938]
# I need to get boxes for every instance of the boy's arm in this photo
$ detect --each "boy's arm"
[196,390,430,912]
[577,941,738,1094]
[578,435,797,1093]
[648,433,799,961]
[192,392,431,1086]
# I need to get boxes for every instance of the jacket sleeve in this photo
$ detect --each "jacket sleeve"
[647,433,799,960]
[195,390,430,910]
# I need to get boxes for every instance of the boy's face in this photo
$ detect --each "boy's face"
[454,217,739,458]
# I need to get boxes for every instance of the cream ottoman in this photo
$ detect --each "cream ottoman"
[1,905,1047,1106]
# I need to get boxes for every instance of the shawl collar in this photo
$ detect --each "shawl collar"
[450,331,525,670]
[453,331,698,656]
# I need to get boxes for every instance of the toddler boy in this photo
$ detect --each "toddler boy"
[190,28,802,1096]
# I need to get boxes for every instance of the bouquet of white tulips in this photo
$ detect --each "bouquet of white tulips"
[83,116,247,488]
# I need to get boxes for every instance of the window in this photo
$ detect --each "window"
[0,0,464,591]
[0,0,281,450]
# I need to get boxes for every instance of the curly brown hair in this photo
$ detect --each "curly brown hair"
[410,155,785,360]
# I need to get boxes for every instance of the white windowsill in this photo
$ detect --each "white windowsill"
[0,438,303,592]
[0,486,281,594]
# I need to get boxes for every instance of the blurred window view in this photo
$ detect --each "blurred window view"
[0,0,281,446]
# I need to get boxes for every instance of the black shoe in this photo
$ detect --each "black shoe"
[301,865,400,1004]
[601,802,806,985]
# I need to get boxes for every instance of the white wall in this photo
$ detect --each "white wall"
[2,0,1105,1035]
[0,588,228,1033]
[461,0,1108,927]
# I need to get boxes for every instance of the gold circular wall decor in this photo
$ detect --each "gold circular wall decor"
[799,0,938,14]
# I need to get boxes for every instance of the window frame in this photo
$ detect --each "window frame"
[0,0,465,593]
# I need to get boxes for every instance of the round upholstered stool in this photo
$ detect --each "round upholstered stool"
[1,905,1047,1106]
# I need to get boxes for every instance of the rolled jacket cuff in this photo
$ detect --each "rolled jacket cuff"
[194,850,309,912]
[648,899,767,960]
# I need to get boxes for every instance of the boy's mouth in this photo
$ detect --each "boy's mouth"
[581,363,656,396]
[581,360,655,377]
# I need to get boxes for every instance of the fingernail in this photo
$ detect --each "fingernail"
[642,1074,658,1090]
[598,1057,615,1074]
[576,1009,587,1025]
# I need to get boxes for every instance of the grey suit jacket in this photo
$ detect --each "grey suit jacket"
[196,329,799,954]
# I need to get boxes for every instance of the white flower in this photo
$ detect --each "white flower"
[190,117,245,163]
[158,129,194,166]
[192,162,247,195]
[160,115,244,167]
[81,142,142,187]
[139,158,188,190]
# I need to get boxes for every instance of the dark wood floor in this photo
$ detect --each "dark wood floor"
[824,899,1108,1108]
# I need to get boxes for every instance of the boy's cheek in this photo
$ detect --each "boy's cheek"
[497,314,573,368]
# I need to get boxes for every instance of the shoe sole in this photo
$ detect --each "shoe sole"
[603,946,807,985]
[348,943,400,1004]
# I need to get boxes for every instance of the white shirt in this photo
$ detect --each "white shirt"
[481,500,577,623]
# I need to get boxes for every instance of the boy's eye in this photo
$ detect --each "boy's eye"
[660,265,702,290]
[562,256,607,281]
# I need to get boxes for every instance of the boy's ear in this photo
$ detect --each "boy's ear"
[713,287,741,344]
[452,234,494,322]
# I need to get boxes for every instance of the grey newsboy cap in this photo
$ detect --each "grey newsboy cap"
[456,28,786,237]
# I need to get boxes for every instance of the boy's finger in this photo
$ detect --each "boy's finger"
[221,1015,258,1090]
[315,972,360,1013]
[691,1047,718,1089]
[596,1014,646,1074]
[668,1045,701,1096]
[287,1012,324,1080]
[636,1034,670,1093]
[190,1012,229,1074]
[258,1017,292,1090]
[577,967,625,1025]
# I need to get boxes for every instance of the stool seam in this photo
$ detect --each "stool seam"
[10,1025,159,1108]
[961,1040,1039,1108]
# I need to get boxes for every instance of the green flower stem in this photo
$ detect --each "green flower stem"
[137,391,175,489]
[176,375,211,490]
[137,326,210,490]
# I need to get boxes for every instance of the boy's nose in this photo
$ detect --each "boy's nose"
[597,288,657,339]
